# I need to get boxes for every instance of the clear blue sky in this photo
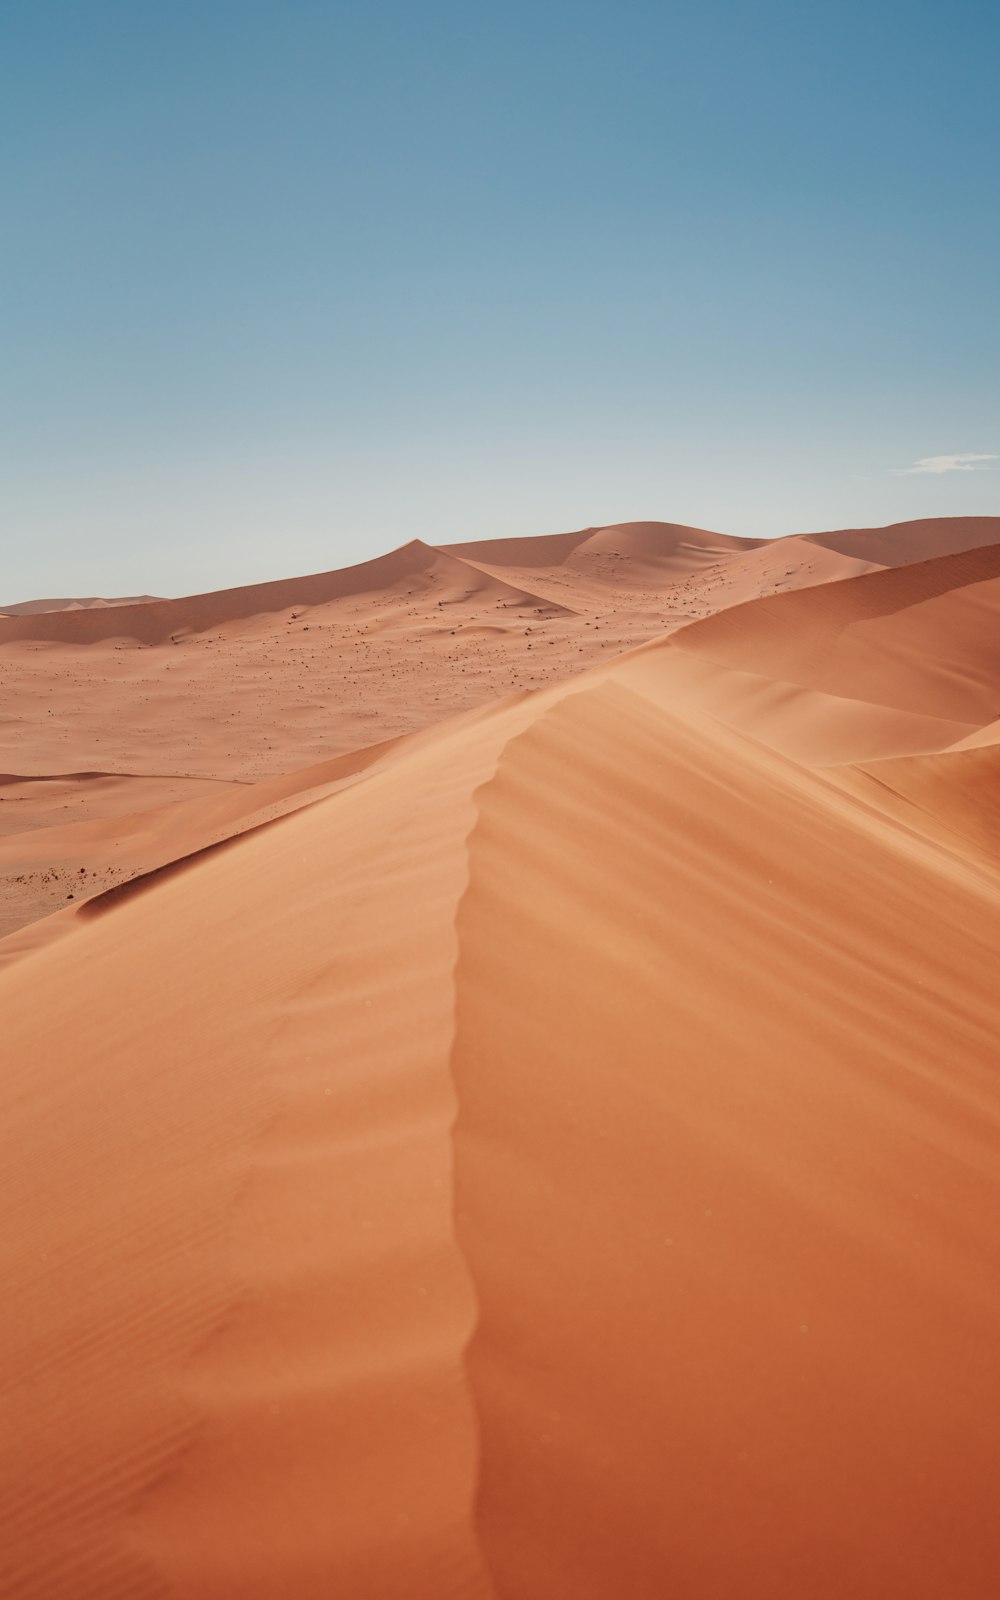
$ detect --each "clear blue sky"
[2,0,998,598]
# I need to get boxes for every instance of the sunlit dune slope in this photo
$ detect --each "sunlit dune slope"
[446,517,764,576]
[449,672,1000,1600]
[803,513,1000,565]
[668,539,1000,739]
[0,715,487,958]
[3,517,999,942]
[445,519,767,609]
[830,742,1000,871]
[2,607,1000,1597]
[0,540,570,648]
[0,524,775,937]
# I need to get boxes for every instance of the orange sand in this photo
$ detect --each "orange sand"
[1,515,999,1597]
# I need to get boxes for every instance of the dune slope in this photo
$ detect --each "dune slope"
[804,513,1000,566]
[0,540,569,649]
[8,517,991,945]
[452,673,1000,1599]
[3,612,1000,1597]
[672,541,1000,723]
[653,540,1000,772]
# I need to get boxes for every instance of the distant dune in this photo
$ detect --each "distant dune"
[2,514,1000,1598]
[801,512,1000,565]
[0,539,571,649]
[0,593,161,616]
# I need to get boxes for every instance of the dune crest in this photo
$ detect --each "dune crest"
[0,539,571,649]
[3,514,1000,1596]
[0,595,162,617]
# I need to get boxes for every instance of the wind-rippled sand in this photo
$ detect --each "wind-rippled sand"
[2,516,999,1597]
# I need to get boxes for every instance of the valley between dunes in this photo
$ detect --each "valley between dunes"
[2,515,1000,1598]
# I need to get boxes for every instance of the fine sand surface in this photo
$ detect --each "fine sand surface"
[3,515,994,939]
[2,515,999,1597]
[0,521,829,938]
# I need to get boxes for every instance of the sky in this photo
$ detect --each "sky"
[2,0,998,599]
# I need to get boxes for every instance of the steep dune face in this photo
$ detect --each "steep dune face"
[618,645,981,766]
[0,698,536,1600]
[830,743,1000,871]
[5,512,1000,1598]
[670,541,1000,741]
[2,637,1000,1597]
[452,674,1000,1600]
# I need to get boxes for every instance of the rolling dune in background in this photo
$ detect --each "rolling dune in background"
[2,515,999,1598]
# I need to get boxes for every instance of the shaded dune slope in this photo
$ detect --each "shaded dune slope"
[831,743,1000,872]
[0,541,570,647]
[803,514,1000,566]
[0,738,398,870]
[452,675,1000,1600]
[446,519,761,571]
[4,522,1000,944]
[445,521,766,607]
[0,772,241,839]
[3,625,1000,1596]
[669,540,1000,734]
[447,516,1000,626]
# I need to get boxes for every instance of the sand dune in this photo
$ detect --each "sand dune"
[446,519,769,611]
[448,516,761,565]
[803,513,1000,566]
[0,726,451,953]
[830,742,1000,870]
[3,518,996,933]
[0,595,162,616]
[3,514,1000,1597]
[670,539,1000,741]
[0,525,785,935]
[0,771,240,838]
[0,540,571,649]
[450,672,1000,1600]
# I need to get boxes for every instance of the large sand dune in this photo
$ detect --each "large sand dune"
[2,515,1000,1597]
[0,595,162,617]
[4,516,996,937]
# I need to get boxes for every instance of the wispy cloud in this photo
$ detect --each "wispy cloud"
[897,452,997,475]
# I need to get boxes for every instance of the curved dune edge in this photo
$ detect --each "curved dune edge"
[0,692,548,1599]
[4,523,1000,1597]
[5,520,996,949]
[670,541,1000,726]
[0,540,573,649]
[615,644,979,766]
[801,514,1000,566]
[2,639,1000,1595]
[449,673,1000,1599]
[0,703,526,970]
[828,742,1000,873]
